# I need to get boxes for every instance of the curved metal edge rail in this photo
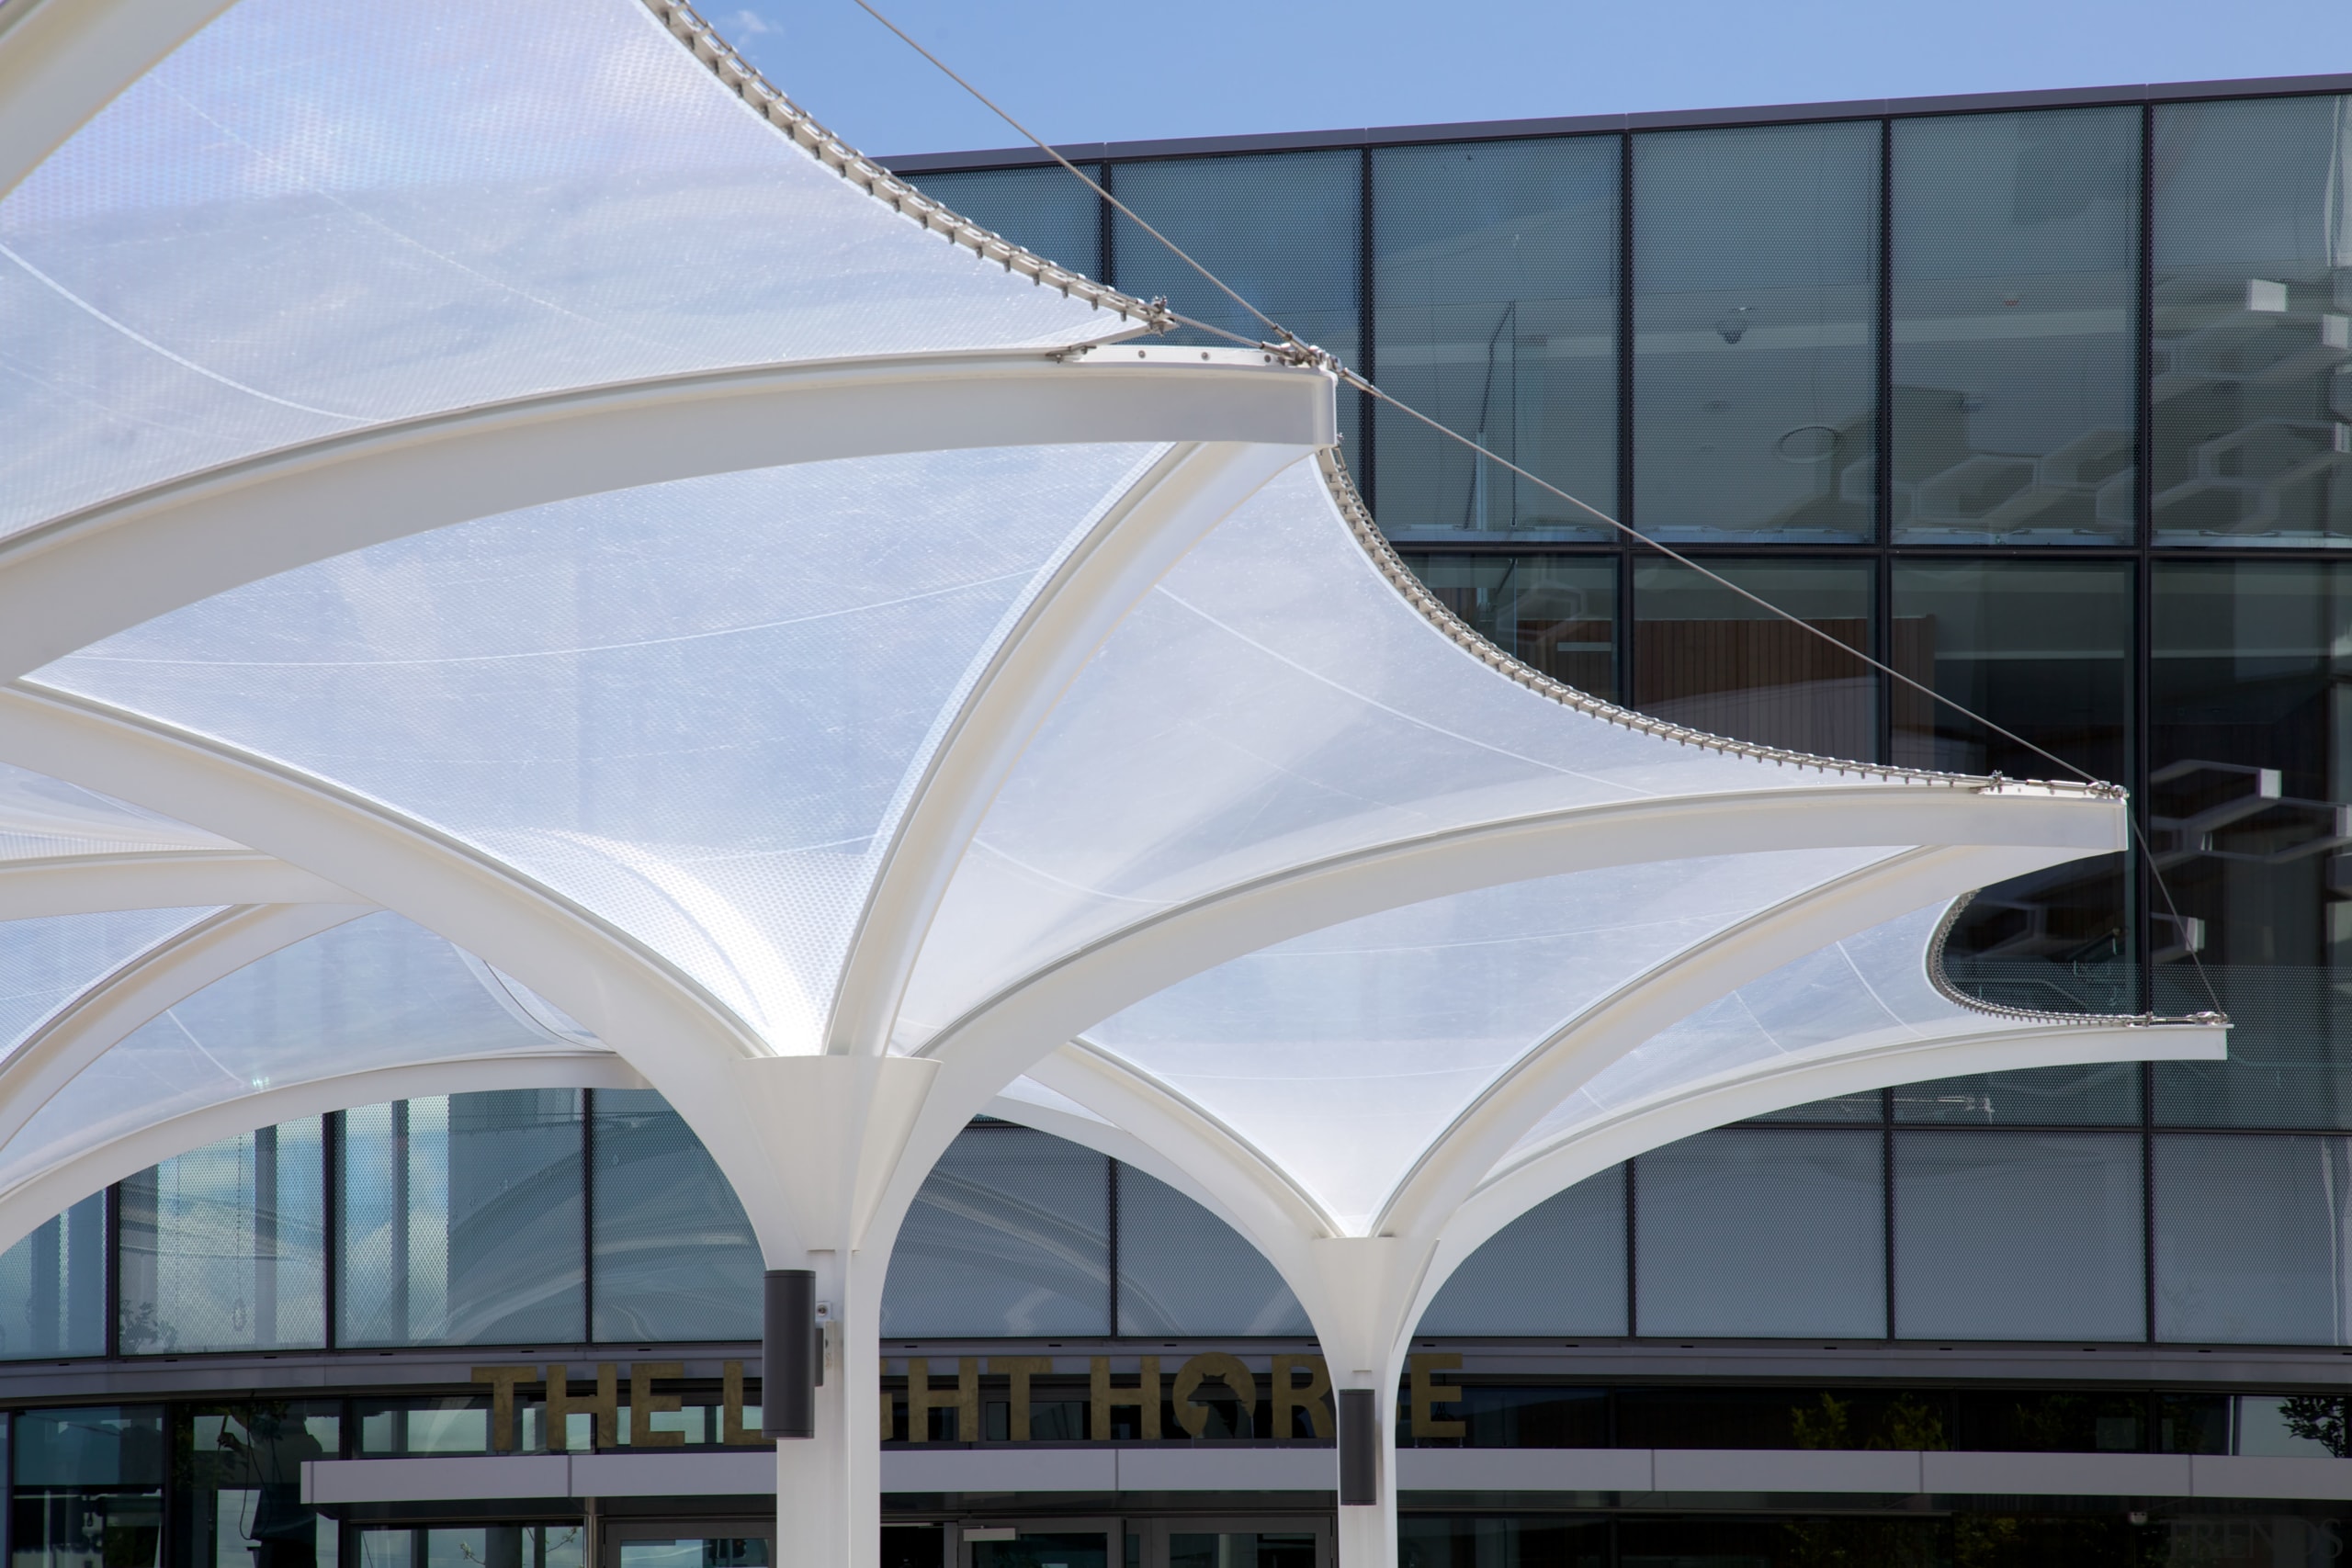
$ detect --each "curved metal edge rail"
[1317,448,2117,796]
[639,0,1172,334]
[1923,891,2224,1030]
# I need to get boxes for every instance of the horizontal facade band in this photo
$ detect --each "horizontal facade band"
[300,1448,2352,1504]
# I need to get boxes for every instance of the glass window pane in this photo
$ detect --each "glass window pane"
[1891,559,2133,1013]
[1893,1130,2143,1340]
[590,1090,761,1342]
[118,1121,325,1354]
[1397,553,1615,697]
[1634,121,1879,542]
[1634,558,1874,757]
[1112,152,1358,452]
[2154,1133,2352,1344]
[15,1408,164,1486]
[1894,1064,2142,1124]
[173,1404,341,1568]
[13,1409,164,1568]
[1372,137,1618,541]
[2152,560,2352,1123]
[1418,1165,1626,1336]
[337,1093,584,1347]
[1634,1130,1883,1337]
[911,165,1102,279]
[0,1193,105,1360]
[1892,108,2139,544]
[1115,1166,1308,1336]
[2151,96,2352,545]
[881,1125,1109,1337]
[1746,1094,1884,1124]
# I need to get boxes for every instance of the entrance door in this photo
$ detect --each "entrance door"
[599,1521,775,1568]
[955,1517,1119,1568]
[1148,1517,1329,1568]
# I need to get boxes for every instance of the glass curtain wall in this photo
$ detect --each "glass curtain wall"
[0,1193,104,1360]
[14,1407,165,1568]
[2151,96,2352,543]
[1890,107,2140,543]
[1370,138,1619,539]
[119,1123,326,1355]
[337,1092,585,1348]
[1633,121,1879,543]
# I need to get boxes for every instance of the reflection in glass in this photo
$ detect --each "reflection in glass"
[881,1125,1110,1337]
[1892,1064,2141,1125]
[338,1093,585,1347]
[1893,1130,2143,1340]
[118,1122,325,1354]
[13,1407,165,1568]
[1634,558,1873,758]
[1400,1518,1608,1568]
[1400,554,1614,697]
[1635,1130,1883,1337]
[1167,1534,1317,1568]
[353,1528,582,1568]
[2152,96,2352,544]
[1891,108,2139,543]
[590,1089,761,1341]
[2154,1133,2352,1344]
[971,1534,1108,1568]
[1116,1166,1307,1337]
[2153,562,2352,1122]
[911,165,1103,279]
[173,1404,340,1568]
[1634,121,1878,541]
[1418,1166,1626,1337]
[1892,560,2132,1012]
[1114,152,1358,452]
[0,1192,104,1360]
[1372,138,1618,540]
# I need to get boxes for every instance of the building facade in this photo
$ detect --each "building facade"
[6,63,2352,1568]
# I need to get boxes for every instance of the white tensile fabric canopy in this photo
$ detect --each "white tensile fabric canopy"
[0,0,2222,1563]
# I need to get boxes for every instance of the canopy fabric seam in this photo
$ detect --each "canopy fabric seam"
[1316,447,2109,798]
[1923,889,2218,1030]
[637,0,1172,334]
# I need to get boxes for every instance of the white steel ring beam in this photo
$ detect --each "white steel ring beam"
[0,351,1335,681]
[827,439,1315,1056]
[0,1048,644,1257]
[1417,1014,2226,1338]
[0,849,357,919]
[0,901,375,1152]
[0,682,808,1249]
[0,0,236,207]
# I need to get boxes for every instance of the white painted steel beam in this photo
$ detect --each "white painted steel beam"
[0,900,374,1152]
[0,850,356,920]
[0,682,802,1249]
[0,351,1334,682]
[0,1048,642,1256]
[0,0,235,207]
[826,440,1316,1057]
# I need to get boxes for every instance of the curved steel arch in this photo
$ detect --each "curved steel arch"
[0,0,235,207]
[1415,1011,2226,1339]
[827,440,1315,1055]
[0,681,804,1247]
[0,351,1333,681]
[0,1047,642,1258]
[875,783,2127,1257]
[1374,843,2075,1236]
[0,901,374,1152]
[0,849,356,920]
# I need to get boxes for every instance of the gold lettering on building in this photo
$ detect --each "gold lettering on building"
[1170,1352,1257,1438]
[1090,1355,1161,1440]
[1408,1351,1465,1439]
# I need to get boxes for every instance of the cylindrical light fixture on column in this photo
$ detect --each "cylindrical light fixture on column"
[763,1269,817,1439]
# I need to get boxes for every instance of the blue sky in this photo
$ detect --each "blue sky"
[714,0,2351,161]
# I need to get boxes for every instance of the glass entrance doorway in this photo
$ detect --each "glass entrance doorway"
[956,1518,1116,1568]
[1149,1519,1328,1568]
